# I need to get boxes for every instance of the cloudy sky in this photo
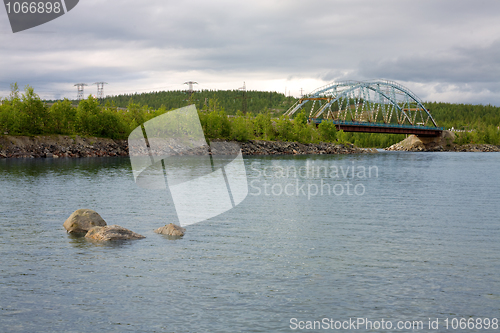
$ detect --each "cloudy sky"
[1,0,500,105]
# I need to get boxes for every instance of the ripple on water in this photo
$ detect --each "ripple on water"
[0,154,499,332]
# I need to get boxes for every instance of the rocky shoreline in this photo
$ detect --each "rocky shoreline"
[3,132,497,159]
[385,131,500,152]
[0,135,128,159]
[0,135,376,159]
[238,140,375,155]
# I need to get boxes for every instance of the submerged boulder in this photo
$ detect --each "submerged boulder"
[85,225,145,241]
[154,223,186,237]
[63,209,107,234]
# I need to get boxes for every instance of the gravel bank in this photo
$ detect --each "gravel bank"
[0,135,376,159]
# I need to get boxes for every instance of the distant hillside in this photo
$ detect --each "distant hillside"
[424,101,500,130]
[4,83,499,147]
[103,90,298,115]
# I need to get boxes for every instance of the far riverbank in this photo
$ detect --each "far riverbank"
[1,134,498,159]
[385,131,500,152]
[0,135,374,159]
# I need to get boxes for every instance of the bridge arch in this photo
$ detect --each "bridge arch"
[285,80,438,127]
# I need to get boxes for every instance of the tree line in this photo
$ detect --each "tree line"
[2,84,499,146]
[0,84,405,147]
[100,89,296,115]
[426,102,500,145]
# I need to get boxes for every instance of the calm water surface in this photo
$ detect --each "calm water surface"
[0,152,499,332]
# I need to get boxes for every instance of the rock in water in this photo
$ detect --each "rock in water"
[154,223,186,236]
[63,209,107,234]
[85,225,146,241]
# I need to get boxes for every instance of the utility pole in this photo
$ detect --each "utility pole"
[93,82,108,102]
[74,83,87,100]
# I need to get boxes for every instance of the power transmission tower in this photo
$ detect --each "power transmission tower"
[184,81,198,101]
[239,81,247,114]
[93,82,108,102]
[74,83,87,100]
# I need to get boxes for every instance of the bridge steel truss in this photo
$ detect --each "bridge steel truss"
[285,80,438,128]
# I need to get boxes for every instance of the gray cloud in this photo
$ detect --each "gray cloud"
[1,0,500,104]
[358,41,500,84]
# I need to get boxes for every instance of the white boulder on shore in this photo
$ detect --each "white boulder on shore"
[386,130,455,152]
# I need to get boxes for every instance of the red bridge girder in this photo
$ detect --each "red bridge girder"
[335,123,442,137]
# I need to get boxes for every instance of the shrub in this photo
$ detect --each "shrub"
[318,120,337,142]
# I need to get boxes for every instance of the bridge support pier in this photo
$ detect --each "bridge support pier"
[387,130,455,151]
[415,130,454,144]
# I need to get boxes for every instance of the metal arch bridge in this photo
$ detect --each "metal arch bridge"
[284,80,443,137]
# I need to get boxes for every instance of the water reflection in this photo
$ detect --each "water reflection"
[66,232,141,249]
[1,152,499,333]
[159,234,185,241]
[0,156,132,178]
[66,233,92,249]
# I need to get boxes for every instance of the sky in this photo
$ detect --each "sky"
[1,0,500,105]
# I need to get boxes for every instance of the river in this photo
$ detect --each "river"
[1,152,499,332]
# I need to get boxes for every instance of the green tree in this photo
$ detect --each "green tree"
[318,120,337,142]
[199,99,231,139]
[76,95,102,136]
[48,99,76,134]
[230,112,251,141]
[253,112,275,140]
[19,85,48,134]
[99,108,128,139]
[0,83,22,134]
[275,116,294,141]
[337,129,348,144]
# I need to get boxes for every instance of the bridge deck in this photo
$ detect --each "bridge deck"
[311,119,443,137]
